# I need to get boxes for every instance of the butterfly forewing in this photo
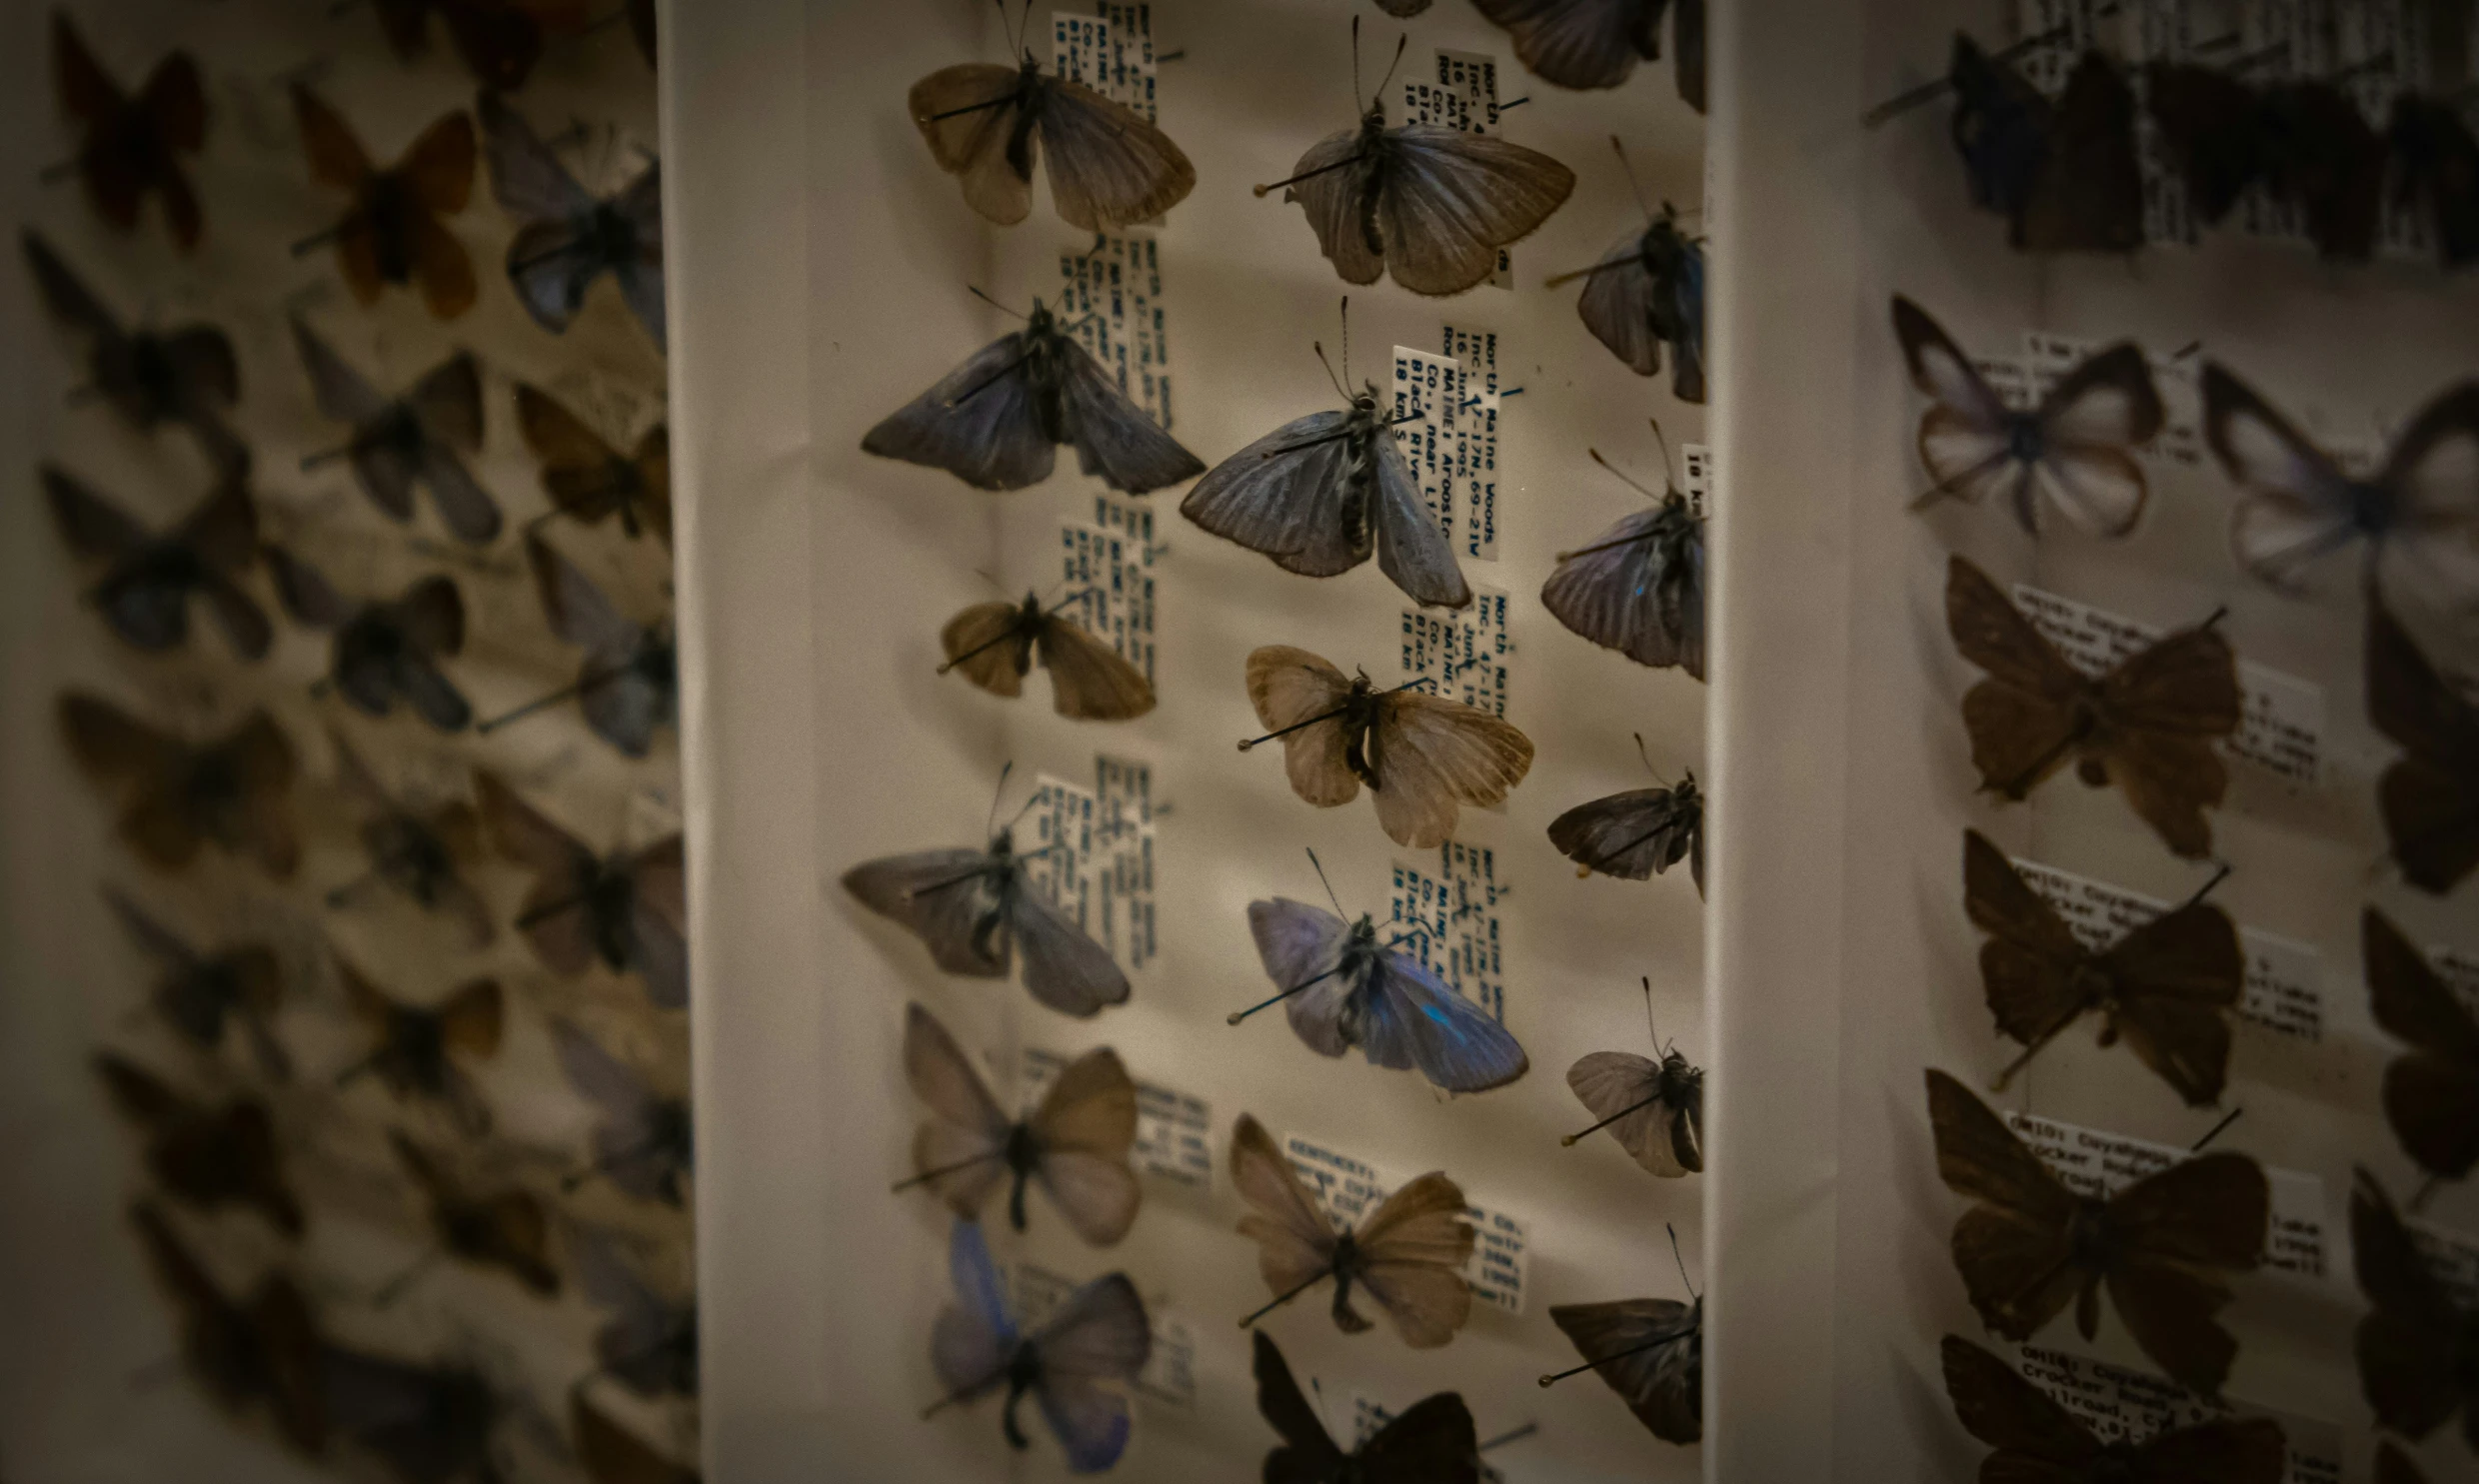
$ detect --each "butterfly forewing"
[2365,908,2479,1182]
[1350,1172,1477,1347]
[1373,127,1576,297]
[1471,0,1661,91]
[2352,1169,2477,1444]
[1029,1046,1141,1245]
[1567,1050,1701,1175]
[1033,75,1198,233]
[1547,784,1701,884]
[1369,689,1534,848]
[1230,1113,1347,1312]
[1251,1332,1349,1480]
[1549,1297,1701,1444]
[2370,603,2479,895]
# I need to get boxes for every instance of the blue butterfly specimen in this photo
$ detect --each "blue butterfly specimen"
[928,1220,1150,1473]
[479,92,665,350]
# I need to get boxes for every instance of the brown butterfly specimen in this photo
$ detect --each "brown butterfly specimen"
[2353,1168,2479,1450]
[2365,907,2479,1185]
[1946,556,2240,860]
[293,87,478,320]
[339,961,503,1137]
[45,466,268,660]
[96,1053,304,1237]
[1940,1333,2285,1482]
[1230,1113,1473,1348]
[2369,601,2479,897]
[1243,645,1533,848]
[1925,1068,2268,1398]
[476,771,688,1010]
[389,1131,561,1297]
[908,42,1196,231]
[60,694,300,879]
[103,888,290,1078]
[50,13,206,251]
[2379,1443,2434,1484]
[940,593,1155,721]
[1963,829,2242,1107]
[517,385,671,545]
[327,728,495,949]
[130,1203,327,1454]
[575,1393,698,1484]
[369,0,592,90]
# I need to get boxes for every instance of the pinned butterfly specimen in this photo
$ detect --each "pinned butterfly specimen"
[97,1054,305,1237]
[60,695,300,879]
[1945,556,2241,860]
[24,233,246,476]
[2365,907,2479,1184]
[1940,1333,2285,1482]
[484,534,677,758]
[907,3,1194,233]
[103,887,290,1079]
[326,729,494,948]
[1468,0,1668,92]
[628,0,657,69]
[1542,430,1705,671]
[1548,770,1703,894]
[292,88,477,319]
[574,1228,698,1398]
[553,1019,693,1206]
[896,1003,1139,1245]
[1181,317,1469,610]
[927,1219,1151,1472]
[43,465,268,661]
[389,1131,561,1297]
[292,321,499,546]
[2145,66,2388,262]
[1548,187,1704,401]
[575,1395,699,1484]
[1562,983,1702,1176]
[841,776,1131,1018]
[2353,1168,2479,1450]
[1925,1067,2268,1398]
[364,0,593,89]
[2201,364,2479,607]
[1236,858,1529,1095]
[862,295,1204,495]
[1251,1330,1477,1484]
[338,961,503,1136]
[1963,829,2242,1107]
[1230,1112,1474,1347]
[318,1345,511,1484]
[49,14,205,251]
[2391,96,2479,269]
[1543,1291,1701,1444]
[476,771,687,1009]
[1892,296,2163,537]
[2369,601,2479,896]
[1932,37,2142,253]
[1263,25,1574,295]
[131,1203,327,1453]
[479,93,666,349]
[516,384,670,545]
[939,591,1155,721]
[264,547,471,732]
[1241,645,1533,848]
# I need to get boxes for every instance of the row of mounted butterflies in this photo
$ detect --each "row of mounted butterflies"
[1877,23,2479,265]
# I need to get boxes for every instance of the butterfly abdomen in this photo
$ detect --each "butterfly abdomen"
[363,176,421,285]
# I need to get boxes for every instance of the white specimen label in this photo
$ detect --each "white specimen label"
[2005,853,2324,1041]
[1279,1132,1528,1314]
[1020,1045,1209,1187]
[2014,1343,2342,1483]
[2009,582,2326,788]
[1390,346,1471,548]
[1051,6,1158,118]
[1060,495,1159,686]
[1056,235,1174,426]
[1028,762,1157,970]
[1444,326,1502,560]
[1014,1261,1196,1404]
[2004,1111,2329,1282]
[1682,442,1713,518]
[1399,585,1511,720]
[1386,843,1509,1025]
[1095,754,1158,968]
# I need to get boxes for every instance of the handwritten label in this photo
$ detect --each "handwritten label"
[1061,497,1158,686]
[1682,442,1713,518]
[1386,843,1508,1025]
[1399,586,1510,719]
[2005,853,2325,1041]
[1057,235,1174,425]
[1399,50,1512,286]
[1020,1047,1209,1186]
[2004,1111,2329,1283]
[1390,345,1469,548]
[1052,6,1158,119]
[1014,1262,1196,1404]
[1278,1133,1528,1314]
[1443,326,1502,560]
[1095,755,1157,969]
[1029,764,1156,971]
[2010,582,2326,788]
[2014,1343,2342,1483]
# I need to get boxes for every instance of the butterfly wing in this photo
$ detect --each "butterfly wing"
[176,480,269,660]
[901,1004,1011,1221]
[841,846,1008,977]
[2372,380,2479,619]
[1181,410,1364,577]
[2102,1151,2267,1398]
[2016,53,2145,254]
[1945,556,2091,799]
[1367,691,1534,848]
[634,425,674,544]
[527,533,633,659]
[1470,0,1658,91]
[1035,615,1156,722]
[263,545,350,631]
[627,836,689,1009]
[1284,127,1385,286]
[1245,646,1361,807]
[408,359,499,544]
[1051,336,1205,495]
[1892,296,2024,511]
[289,317,389,432]
[1567,1051,1689,1175]
[1375,126,1576,296]
[933,1219,1018,1401]
[2366,908,2479,1181]
[2130,1417,2287,1484]
[1230,1113,1340,1308]
[1351,1171,1476,1348]
[1938,1333,2101,1468]
[1574,225,1664,376]
[1371,431,1471,608]
[613,163,668,350]
[478,91,593,222]
[1548,1297,1701,1444]
[1926,1069,2085,1341]
[2201,364,2362,592]
[2261,82,2386,262]
[1963,827,2093,1050]
[909,65,1035,226]
[1360,946,1529,1093]
[517,384,629,522]
[1032,74,1196,232]
[2369,604,2479,895]
[475,771,600,975]
[436,978,505,1061]
[1030,1046,1141,1246]
[1249,1332,1348,1482]
[1358,1393,1479,1484]
[2030,343,2160,538]
[1245,897,1356,1061]
[554,1019,659,1149]
[1541,503,1696,668]
[1002,869,1131,1017]
[940,601,1034,701]
[2352,1169,2466,1441]
[2145,63,2266,226]
[2094,624,2240,860]
[1031,1271,1149,1472]
[2101,901,2243,1107]
[1548,785,1697,880]
[862,331,1057,491]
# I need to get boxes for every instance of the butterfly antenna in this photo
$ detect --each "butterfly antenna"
[2171,861,2233,913]
[1644,419,1681,494]
[1350,15,1361,110]
[1610,136,1653,224]
[1305,848,1346,916]
[1589,448,1666,504]
[1371,33,1409,110]
[1667,1222,1698,1300]
[2411,1175,2444,1215]
[987,762,1016,839]
[967,285,1030,321]
[2188,1106,2242,1153]
[1641,975,1659,1046]
[1239,1267,1334,1328]
[1311,342,1350,403]
[1632,733,1674,787]
[1478,1422,1540,1453]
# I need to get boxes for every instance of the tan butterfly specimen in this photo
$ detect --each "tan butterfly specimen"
[1926,1068,2267,1398]
[909,40,1195,231]
[516,384,672,546]
[1964,829,2243,1106]
[1242,645,1533,848]
[130,1203,328,1454]
[389,1131,560,1296]
[2365,907,2479,1185]
[898,1002,1140,1245]
[940,592,1154,721]
[292,87,477,320]
[1946,555,2240,860]
[60,694,299,879]
[51,14,206,251]
[1229,1113,1473,1348]
[341,961,503,1137]
[1941,1333,2285,1482]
